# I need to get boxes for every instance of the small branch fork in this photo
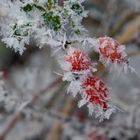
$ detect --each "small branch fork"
[0,78,61,140]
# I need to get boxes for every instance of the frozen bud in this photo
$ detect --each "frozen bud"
[64,48,92,73]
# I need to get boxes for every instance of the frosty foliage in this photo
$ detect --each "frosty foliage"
[0,0,135,121]
[0,0,87,54]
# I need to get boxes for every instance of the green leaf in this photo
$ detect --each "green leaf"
[48,0,54,10]
[71,3,83,15]
[13,23,31,37]
[22,4,33,12]
[74,29,81,35]
[43,12,61,31]
[33,4,46,12]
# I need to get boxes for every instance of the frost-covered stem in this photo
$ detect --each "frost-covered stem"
[0,78,61,140]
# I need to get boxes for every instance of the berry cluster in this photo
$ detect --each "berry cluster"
[60,36,133,120]
[62,46,117,120]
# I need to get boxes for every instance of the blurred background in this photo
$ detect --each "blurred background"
[0,0,140,140]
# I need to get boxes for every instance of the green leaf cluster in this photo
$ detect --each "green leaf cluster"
[22,1,61,31]
[43,12,61,31]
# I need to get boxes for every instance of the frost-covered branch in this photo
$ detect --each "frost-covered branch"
[0,0,136,121]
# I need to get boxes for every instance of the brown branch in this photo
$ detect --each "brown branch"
[0,78,61,140]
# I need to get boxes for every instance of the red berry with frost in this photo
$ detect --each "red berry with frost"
[65,48,91,72]
[82,74,109,110]
[98,37,128,64]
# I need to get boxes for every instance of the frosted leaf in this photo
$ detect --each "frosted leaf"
[2,37,27,55]
[34,28,62,48]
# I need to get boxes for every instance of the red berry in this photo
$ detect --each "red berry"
[82,75,109,109]
[98,37,127,64]
[65,48,91,72]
